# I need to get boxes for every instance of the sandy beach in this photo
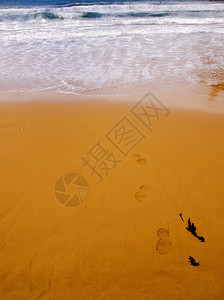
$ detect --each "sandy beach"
[0,87,224,299]
[1,0,224,298]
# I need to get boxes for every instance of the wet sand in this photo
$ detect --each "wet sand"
[0,88,224,299]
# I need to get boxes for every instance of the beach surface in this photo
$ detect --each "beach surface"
[0,88,224,299]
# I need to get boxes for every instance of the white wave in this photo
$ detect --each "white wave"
[0,2,224,21]
[0,1,224,95]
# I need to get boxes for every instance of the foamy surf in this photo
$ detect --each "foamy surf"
[0,0,224,96]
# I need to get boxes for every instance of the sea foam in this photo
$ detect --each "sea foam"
[0,1,223,95]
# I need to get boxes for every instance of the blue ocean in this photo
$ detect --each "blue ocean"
[0,0,223,95]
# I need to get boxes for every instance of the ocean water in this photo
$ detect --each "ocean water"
[0,0,223,95]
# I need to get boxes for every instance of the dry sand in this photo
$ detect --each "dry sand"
[0,88,224,299]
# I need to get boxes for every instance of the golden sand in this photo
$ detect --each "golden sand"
[0,89,224,299]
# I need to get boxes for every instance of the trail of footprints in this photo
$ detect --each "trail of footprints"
[133,154,204,265]
[134,154,148,202]
[133,154,172,255]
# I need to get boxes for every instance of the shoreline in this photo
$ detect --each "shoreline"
[0,84,223,114]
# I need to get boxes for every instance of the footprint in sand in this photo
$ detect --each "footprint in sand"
[135,185,149,202]
[133,154,147,165]
[156,228,172,254]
